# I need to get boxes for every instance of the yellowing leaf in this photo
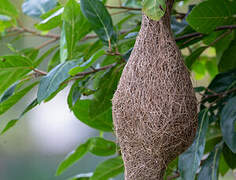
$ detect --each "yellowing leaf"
[142,0,166,21]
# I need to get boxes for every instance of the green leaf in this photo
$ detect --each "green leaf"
[1,119,18,135]
[215,31,234,62]
[192,60,206,80]
[90,156,124,180]
[0,55,33,96]
[194,86,205,93]
[0,0,18,17]
[222,143,236,169]
[0,16,14,32]
[0,79,33,103]
[186,0,235,34]
[164,158,178,179]
[67,80,82,110]
[73,99,113,131]
[90,66,122,118]
[84,40,103,60]
[37,60,79,103]
[207,69,236,94]
[60,22,68,63]
[0,82,38,115]
[205,136,222,154]
[142,0,166,21]
[87,137,116,156]
[0,82,17,103]
[198,143,222,180]
[0,55,33,70]
[36,7,63,31]
[0,14,15,32]
[219,154,229,176]
[178,109,209,180]
[56,142,88,176]
[62,0,91,59]
[218,38,236,72]
[185,46,207,69]
[20,48,39,61]
[80,0,117,45]
[205,59,218,79]
[123,48,133,61]
[1,97,38,135]
[69,50,105,76]
[56,137,116,176]
[20,98,38,118]
[44,83,68,102]
[220,96,236,153]
[34,45,58,67]
[48,49,60,71]
[22,0,57,18]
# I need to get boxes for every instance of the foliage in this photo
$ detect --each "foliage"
[0,0,236,179]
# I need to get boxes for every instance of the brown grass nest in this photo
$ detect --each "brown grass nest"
[112,0,198,179]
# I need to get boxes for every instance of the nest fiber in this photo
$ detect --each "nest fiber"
[112,1,198,179]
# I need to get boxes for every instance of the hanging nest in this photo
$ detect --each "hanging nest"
[112,0,198,179]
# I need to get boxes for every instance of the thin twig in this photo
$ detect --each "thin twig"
[32,63,117,78]
[81,34,98,41]
[62,63,118,84]
[75,63,117,77]
[111,9,129,15]
[106,5,141,11]
[11,27,60,39]
[8,23,236,45]
[208,29,232,47]
[175,25,236,42]
[182,34,204,45]
[36,38,59,49]
[81,24,236,43]
[32,68,47,76]
[215,25,236,31]
[201,88,236,103]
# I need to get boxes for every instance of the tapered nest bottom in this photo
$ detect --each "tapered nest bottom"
[112,93,198,180]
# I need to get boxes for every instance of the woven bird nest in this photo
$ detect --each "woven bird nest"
[112,0,198,179]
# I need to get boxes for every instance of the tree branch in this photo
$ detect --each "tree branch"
[32,63,117,78]
[8,23,236,45]
[175,25,236,42]
[106,5,141,11]
[200,88,236,104]
[10,27,60,40]
[75,63,117,77]
[36,38,59,49]
[208,29,232,47]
